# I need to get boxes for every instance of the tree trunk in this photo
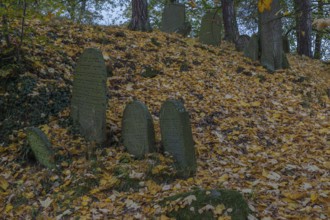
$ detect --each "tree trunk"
[1,3,11,47]
[314,0,323,59]
[294,0,312,57]
[128,0,152,32]
[1,14,11,46]
[221,0,239,42]
[259,0,288,72]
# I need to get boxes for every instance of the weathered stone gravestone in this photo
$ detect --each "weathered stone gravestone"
[122,100,156,159]
[160,100,196,177]
[244,34,259,61]
[26,127,56,169]
[160,3,191,37]
[282,35,290,53]
[244,34,290,70]
[71,48,107,144]
[199,11,222,46]
[235,35,250,52]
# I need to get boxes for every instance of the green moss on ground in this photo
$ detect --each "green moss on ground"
[161,189,250,220]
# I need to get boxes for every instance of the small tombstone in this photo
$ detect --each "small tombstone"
[160,100,196,177]
[71,48,107,144]
[26,127,56,169]
[161,3,188,35]
[282,35,290,53]
[122,101,156,159]
[235,35,250,52]
[244,34,259,61]
[199,11,222,46]
[282,51,290,69]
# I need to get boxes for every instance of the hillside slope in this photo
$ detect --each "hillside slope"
[0,20,329,219]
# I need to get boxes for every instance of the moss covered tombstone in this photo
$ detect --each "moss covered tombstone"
[160,100,196,177]
[161,3,190,36]
[122,100,156,159]
[244,34,259,61]
[235,35,250,52]
[26,127,56,169]
[199,11,222,46]
[71,48,107,144]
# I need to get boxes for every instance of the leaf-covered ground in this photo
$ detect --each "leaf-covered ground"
[0,19,329,219]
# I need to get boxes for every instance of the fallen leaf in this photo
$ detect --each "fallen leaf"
[0,176,9,191]
[39,197,53,209]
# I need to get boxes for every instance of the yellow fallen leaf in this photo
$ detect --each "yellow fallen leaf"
[310,193,318,203]
[240,101,250,107]
[262,169,269,178]
[282,191,306,200]
[40,124,50,134]
[25,191,35,199]
[0,176,9,191]
[323,161,330,169]
[251,101,261,107]
[218,174,229,182]
[319,128,329,134]
[214,204,225,215]
[82,195,91,206]
[5,204,13,213]
[160,215,172,220]
[151,165,167,175]
[273,113,281,119]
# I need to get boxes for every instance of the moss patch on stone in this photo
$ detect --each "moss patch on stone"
[160,189,250,220]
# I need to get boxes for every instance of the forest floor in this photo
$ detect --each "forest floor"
[0,19,329,219]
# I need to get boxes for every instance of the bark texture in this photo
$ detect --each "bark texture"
[314,0,323,59]
[221,0,239,42]
[259,0,288,72]
[128,0,152,32]
[294,0,312,57]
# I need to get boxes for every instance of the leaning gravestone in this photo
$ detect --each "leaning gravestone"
[160,100,196,177]
[26,127,56,169]
[235,35,250,52]
[244,34,259,61]
[122,100,156,159]
[161,3,188,35]
[71,48,107,144]
[199,11,222,46]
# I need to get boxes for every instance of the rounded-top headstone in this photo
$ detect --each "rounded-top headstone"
[160,100,196,177]
[122,100,156,159]
[199,11,222,46]
[71,48,107,144]
[235,35,251,52]
[26,127,56,169]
